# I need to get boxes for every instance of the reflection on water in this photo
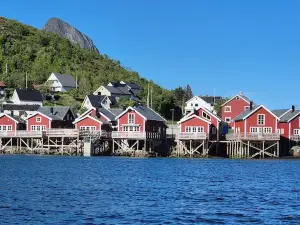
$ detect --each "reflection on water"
[0,156,300,224]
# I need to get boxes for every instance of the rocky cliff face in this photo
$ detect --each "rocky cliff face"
[43,18,99,53]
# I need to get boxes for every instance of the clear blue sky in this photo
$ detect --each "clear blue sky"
[1,0,300,109]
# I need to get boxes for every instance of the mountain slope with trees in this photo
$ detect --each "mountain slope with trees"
[0,16,194,119]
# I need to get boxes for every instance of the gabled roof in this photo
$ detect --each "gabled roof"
[272,109,291,118]
[221,94,251,107]
[86,95,107,108]
[52,73,77,88]
[126,82,141,90]
[37,106,73,121]
[97,107,117,121]
[280,110,300,122]
[104,86,124,95]
[15,88,43,102]
[0,113,21,123]
[115,106,166,122]
[183,106,221,122]
[177,114,211,124]
[200,96,222,104]
[108,108,124,116]
[3,104,40,111]
[73,114,103,124]
[234,105,279,121]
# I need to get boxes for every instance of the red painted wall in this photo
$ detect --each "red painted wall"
[234,120,244,133]
[75,117,101,130]
[278,122,289,139]
[27,113,50,131]
[0,115,17,130]
[222,97,250,127]
[180,117,209,133]
[290,116,300,137]
[245,107,277,132]
[118,110,145,132]
[195,108,219,129]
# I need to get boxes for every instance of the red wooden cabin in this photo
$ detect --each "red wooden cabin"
[179,107,222,140]
[233,105,279,136]
[0,113,23,131]
[221,93,251,127]
[26,106,75,131]
[114,106,167,139]
[275,107,300,140]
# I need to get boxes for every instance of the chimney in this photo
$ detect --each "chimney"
[50,107,54,114]
[11,110,14,116]
[292,105,295,112]
[250,101,253,110]
[96,108,100,118]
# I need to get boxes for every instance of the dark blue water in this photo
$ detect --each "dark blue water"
[1,156,300,224]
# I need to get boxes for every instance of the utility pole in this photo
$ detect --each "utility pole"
[170,108,175,140]
[25,72,28,89]
[147,82,150,107]
[150,86,153,108]
[5,63,8,76]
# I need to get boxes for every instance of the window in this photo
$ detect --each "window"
[123,126,128,132]
[7,126,12,131]
[236,96,240,100]
[185,126,204,133]
[31,126,36,131]
[198,127,204,133]
[250,127,258,133]
[264,127,272,133]
[192,127,197,132]
[128,113,135,124]
[225,117,231,123]
[224,106,231,112]
[294,129,300,135]
[281,129,284,134]
[195,104,198,107]
[134,126,140,132]
[129,126,133,131]
[202,111,211,120]
[257,114,265,125]
[36,117,41,122]
[245,106,250,110]
[191,103,193,107]
[80,126,96,130]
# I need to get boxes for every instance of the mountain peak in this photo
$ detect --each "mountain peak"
[43,18,99,53]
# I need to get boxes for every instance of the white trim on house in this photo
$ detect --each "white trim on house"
[115,107,147,121]
[25,112,53,121]
[241,105,279,121]
[183,106,221,122]
[0,113,19,124]
[221,94,250,107]
[257,114,265,125]
[177,114,212,125]
[202,111,211,121]
[224,106,231,112]
[73,115,103,125]
[287,111,300,123]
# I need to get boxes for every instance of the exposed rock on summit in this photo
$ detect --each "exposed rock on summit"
[43,18,99,53]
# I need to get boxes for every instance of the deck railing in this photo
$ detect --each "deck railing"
[290,135,300,141]
[112,131,146,139]
[0,130,43,138]
[44,129,79,137]
[79,130,111,138]
[176,132,207,140]
[226,132,280,141]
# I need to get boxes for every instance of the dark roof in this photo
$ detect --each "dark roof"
[234,105,260,121]
[280,110,300,122]
[117,86,132,95]
[15,88,43,102]
[97,108,116,121]
[126,82,141,90]
[87,95,106,108]
[108,108,123,116]
[272,109,290,118]
[38,106,72,121]
[200,96,222,104]
[108,96,118,105]
[104,86,124,95]
[134,106,166,122]
[3,104,40,111]
[53,73,77,87]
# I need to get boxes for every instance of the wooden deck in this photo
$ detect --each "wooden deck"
[226,132,280,141]
[176,132,207,140]
[290,135,300,141]
[112,131,146,139]
[0,131,43,138]
[44,129,79,138]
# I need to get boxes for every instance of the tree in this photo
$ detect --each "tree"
[184,84,193,101]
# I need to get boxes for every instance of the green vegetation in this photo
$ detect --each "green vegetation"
[0,17,193,118]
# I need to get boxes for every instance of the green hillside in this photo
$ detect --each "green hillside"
[0,17,186,119]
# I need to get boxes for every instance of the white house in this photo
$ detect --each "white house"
[11,88,43,106]
[81,95,112,110]
[46,72,77,92]
[184,96,222,115]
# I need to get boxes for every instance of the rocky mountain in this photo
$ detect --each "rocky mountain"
[43,18,99,53]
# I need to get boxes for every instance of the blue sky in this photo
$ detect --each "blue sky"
[1,0,300,109]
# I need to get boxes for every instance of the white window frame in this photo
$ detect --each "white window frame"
[128,113,135,124]
[202,111,211,120]
[224,106,231,112]
[281,128,284,134]
[185,126,204,133]
[225,117,231,123]
[236,96,240,100]
[294,129,300,135]
[79,126,96,130]
[257,114,265,125]
[36,117,41,122]
[264,127,272,133]
[250,127,258,133]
